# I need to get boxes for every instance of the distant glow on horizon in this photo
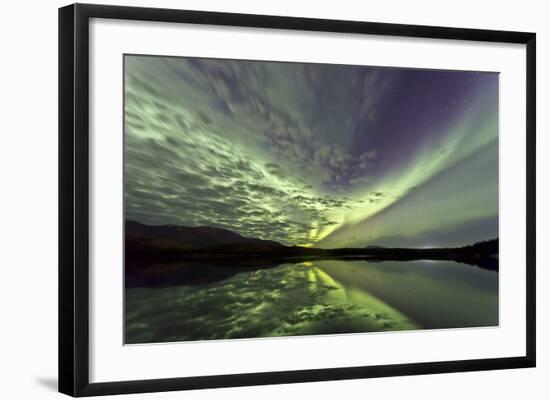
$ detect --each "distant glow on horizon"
[124,55,498,248]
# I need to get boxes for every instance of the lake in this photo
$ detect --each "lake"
[125,259,498,344]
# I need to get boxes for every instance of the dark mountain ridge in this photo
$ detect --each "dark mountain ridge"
[125,221,498,288]
[126,220,498,267]
[126,220,283,249]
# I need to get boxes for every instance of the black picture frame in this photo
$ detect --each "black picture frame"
[59,3,536,397]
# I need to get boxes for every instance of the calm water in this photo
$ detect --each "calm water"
[125,260,498,344]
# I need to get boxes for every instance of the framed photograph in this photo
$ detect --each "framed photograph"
[59,3,536,397]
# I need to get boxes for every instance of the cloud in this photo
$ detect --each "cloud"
[126,56,390,191]
[124,124,360,245]
[124,55,498,247]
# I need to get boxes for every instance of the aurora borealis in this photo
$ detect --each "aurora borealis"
[124,55,498,248]
[124,55,500,343]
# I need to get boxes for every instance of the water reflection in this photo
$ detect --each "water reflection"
[125,260,498,344]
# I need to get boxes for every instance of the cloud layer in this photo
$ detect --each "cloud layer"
[124,55,498,247]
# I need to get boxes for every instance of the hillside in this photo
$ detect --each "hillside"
[125,221,498,268]
[125,221,498,287]
[126,220,283,249]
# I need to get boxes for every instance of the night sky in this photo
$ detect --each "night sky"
[124,55,498,248]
